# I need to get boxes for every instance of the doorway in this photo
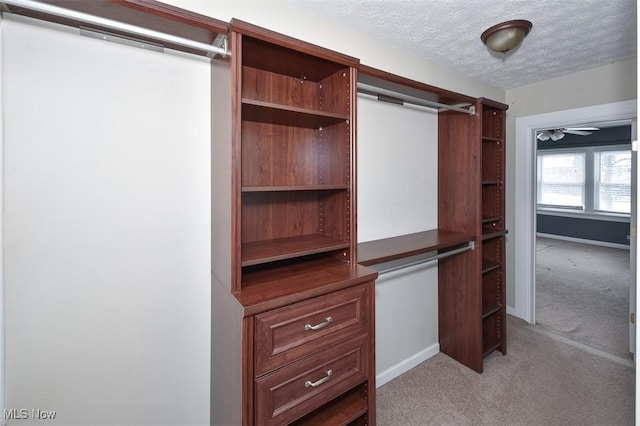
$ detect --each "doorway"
[533,123,633,359]
[513,100,637,352]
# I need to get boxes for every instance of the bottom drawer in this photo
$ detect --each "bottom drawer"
[255,335,368,425]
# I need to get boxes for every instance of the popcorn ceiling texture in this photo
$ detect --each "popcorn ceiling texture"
[287,0,637,90]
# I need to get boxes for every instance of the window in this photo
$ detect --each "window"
[537,145,631,216]
[594,150,631,213]
[537,152,585,209]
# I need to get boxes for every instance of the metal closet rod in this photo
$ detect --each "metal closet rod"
[2,0,230,58]
[376,241,475,275]
[357,82,474,115]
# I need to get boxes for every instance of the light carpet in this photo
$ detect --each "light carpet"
[536,237,631,361]
[376,316,634,425]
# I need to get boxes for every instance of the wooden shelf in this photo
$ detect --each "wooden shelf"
[481,259,500,274]
[482,303,502,319]
[242,235,350,267]
[482,230,508,241]
[242,185,349,192]
[482,335,502,357]
[236,258,377,316]
[482,180,502,186]
[482,136,502,143]
[242,99,348,128]
[357,229,474,267]
[294,386,368,425]
[482,215,502,224]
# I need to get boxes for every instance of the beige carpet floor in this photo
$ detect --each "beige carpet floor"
[376,316,635,425]
[536,237,632,361]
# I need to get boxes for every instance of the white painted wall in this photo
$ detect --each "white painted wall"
[504,58,637,310]
[357,95,440,385]
[3,15,210,425]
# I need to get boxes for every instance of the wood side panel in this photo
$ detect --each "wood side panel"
[438,110,481,236]
[211,58,232,291]
[348,67,358,265]
[320,123,350,186]
[211,280,245,426]
[320,69,352,116]
[242,317,255,426]
[319,190,349,243]
[365,280,376,426]
[438,249,483,373]
[231,31,244,293]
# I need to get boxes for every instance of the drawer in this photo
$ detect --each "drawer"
[254,283,371,376]
[255,335,368,426]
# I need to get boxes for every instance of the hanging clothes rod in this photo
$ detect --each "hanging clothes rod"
[1,0,230,58]
[376,241,475,275]
[357,82,474,115]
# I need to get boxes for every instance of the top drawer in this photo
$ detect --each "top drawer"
[254,282,371,376]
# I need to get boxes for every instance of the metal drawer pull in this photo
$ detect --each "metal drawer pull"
[304,316,332,331]
[305,370,332,388]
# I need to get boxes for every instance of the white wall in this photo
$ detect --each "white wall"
[357,95,440,385]
[504,58,637,310]
[3,15,210,425]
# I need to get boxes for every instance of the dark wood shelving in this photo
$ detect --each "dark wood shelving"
[357,229,474,267]
[242,185,350,192]
[482,335,502,357]
[481,259,501,274]
[482,303,502,319]
[218,21,376,424]
[482,229,508,240]
[482,180,502,185]
[482,215,502,223]
[482,136,502,143]
[242,234,350,267]
[237,258,377,317]
[294,385,368,425]
[242,99,349,128]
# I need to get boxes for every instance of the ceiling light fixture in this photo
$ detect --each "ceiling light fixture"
[481,20,532,53]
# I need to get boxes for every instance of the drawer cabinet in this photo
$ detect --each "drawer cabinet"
[255,335,369,425]
[254,283,370,376]
[252,282,375,425]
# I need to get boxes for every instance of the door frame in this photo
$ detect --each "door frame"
[513,99,638,324]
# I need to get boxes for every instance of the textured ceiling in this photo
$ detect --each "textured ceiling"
[285,0,637,90]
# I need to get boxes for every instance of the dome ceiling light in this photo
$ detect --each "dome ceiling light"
[481,20,532,54]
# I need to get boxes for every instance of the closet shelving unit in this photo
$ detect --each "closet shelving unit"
[479,98,508,359]
[211,19,379,425]
[356,66,508,374]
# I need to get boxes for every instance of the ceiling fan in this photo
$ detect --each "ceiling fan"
[536,127,600,141]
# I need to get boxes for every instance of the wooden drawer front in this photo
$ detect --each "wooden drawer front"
[254,283,370,376]
[255,336,368,425]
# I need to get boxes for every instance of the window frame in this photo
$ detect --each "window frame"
[536,144,631,220]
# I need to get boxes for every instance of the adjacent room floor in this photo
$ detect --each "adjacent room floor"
[536,236,632,361]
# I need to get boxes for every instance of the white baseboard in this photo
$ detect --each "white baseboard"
[376,343,440,388]
[536,233,630,250]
